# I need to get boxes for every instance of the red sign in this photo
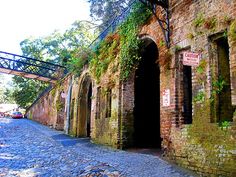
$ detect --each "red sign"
[183,52,201,66]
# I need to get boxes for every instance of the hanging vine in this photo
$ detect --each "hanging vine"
[89,2,152,83]
[118,2,152,80]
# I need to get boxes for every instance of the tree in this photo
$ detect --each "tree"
[0,74,15,104]
[88,0,132,31]
[12,76,48,108]
[20,20,96,65]
[3,88,14,104]
[12,20,96,108]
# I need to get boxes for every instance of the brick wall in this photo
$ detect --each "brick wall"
[26,0,236,175]
[90,59,120,147]
[27,74,71,130]
[166,0,236,176]
[119,0,236,175]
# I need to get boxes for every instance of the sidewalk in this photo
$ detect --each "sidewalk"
[0,118,197,177]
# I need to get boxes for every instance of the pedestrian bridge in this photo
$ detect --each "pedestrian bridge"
[0,51,67,83]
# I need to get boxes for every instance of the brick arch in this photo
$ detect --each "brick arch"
[76,73,93,137]
[120,37,161,149]
[139,34,157,47]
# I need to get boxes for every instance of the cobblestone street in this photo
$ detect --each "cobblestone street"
[0,118,195,177]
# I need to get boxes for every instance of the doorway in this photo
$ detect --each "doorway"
[216,38,233,122]
[86,83,92,137]
[183,65,192,124]
[78,75,92,137]
[133,40,161,148]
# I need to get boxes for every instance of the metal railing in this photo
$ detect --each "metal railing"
[0,51,67,82]
[26,0,154,110]
[89,0,138,49]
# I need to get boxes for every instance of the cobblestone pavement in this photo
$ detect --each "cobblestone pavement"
[0,118,196,177]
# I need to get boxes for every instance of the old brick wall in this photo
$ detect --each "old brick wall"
[26,0,236,175]
[89,84,120,147]
[120,0,236,175]
[68,75,80,136]
[89,59,120,147]
[119,5,177,149]
[166,0,236,176]
[27,75,71,130]
[67,68,94,138]
[119,71,135,148]
[56,67,92,137]
[27,62,121,147]
[63,64,121,147]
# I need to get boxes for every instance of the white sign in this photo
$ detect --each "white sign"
[163,89,170,107]
[61,92,67,98]
[183,52,201,66]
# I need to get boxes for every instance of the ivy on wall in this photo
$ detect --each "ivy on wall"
[186,44,236,174]
[118,2,152,80]
[67,48,93,76]
[229,19,236,42]
[89,2,152,83]
[188,13,236,120]
[89,33,120,82]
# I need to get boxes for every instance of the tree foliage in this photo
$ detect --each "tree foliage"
[12,20,96,108]
[88,0,132,31]
[0,74,15,104]
[89,1,151,82]
[20,21,95,65]
[3,88,15,104]
[12,76,48,108]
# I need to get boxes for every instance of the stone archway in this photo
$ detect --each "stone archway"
[77,74,92,137]
[121,37,161,149]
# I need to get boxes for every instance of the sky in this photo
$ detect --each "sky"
[0,0,91,83]
[0,0,91,55]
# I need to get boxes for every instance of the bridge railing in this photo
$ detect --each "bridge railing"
[0,51,67,80]
[89,0,157,50]
[89,0,138,49]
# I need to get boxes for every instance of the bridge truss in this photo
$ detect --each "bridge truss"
[0,51,67,83]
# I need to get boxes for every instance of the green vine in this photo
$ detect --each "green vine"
[229,19,236,42]
[193,90,205,104]
[159,40,165,47]
[118,2,152,80]
[186,33,194,40]
[218,120,230,130]
[196,59,207,74]
[222,15,232,25]
[89,33,120,82]
[212,76,226,94]
[204,17,217,31]
[89,2,151,82]
[56,100,64,112]
[67,48,92,76]
[193,13,205,28]
[195,59,207,88]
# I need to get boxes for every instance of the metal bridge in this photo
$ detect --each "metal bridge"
[0,51,67,83]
